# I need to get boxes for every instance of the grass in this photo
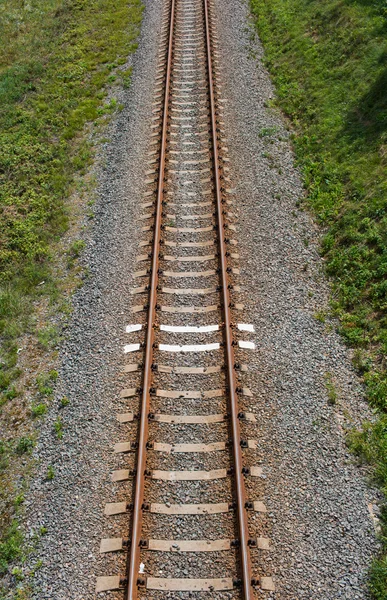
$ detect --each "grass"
[35,370,58,397]
[0,0,143,400]
[0,0,143,592]
[249,0,387,594]
[0,520,24,577]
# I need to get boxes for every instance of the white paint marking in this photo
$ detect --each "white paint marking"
[237,324,255,332]
[124,343,141,353]
[159,343,220,353]
[238,341,255,350]
[160,325,219,333]
[126,324,143,333]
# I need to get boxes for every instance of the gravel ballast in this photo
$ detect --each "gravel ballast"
[22,0,378,598]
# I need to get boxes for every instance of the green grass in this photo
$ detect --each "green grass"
[0,520,24,576]
[35,370,58,397]
[249,0,387,594]
[0,0,143,592]
[0,0,143,398]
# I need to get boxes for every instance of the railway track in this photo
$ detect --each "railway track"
[96,0,274,596]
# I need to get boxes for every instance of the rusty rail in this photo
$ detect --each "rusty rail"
[202,0,254,598]
[125,0,254,597]
[125,0,176,596]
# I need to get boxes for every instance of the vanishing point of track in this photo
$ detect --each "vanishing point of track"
[96,0,274,596]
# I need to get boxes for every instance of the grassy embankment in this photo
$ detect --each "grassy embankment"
[249,0,387,595]
[0,0,143,595]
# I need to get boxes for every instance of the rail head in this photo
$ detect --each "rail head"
[125,0,177,597]
[202,0,254,597]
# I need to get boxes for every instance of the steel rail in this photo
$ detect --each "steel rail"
[125,0,176,596]
[202,0,254,598]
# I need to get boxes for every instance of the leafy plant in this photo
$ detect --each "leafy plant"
[12,566,24,582]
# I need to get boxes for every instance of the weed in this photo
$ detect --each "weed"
[314,311,326,324]
[14,494,24,507]
[259,126,279,138]
[67,240,86,267]
[31,403,47,418]
[36,370,58,396]
[13,584,34,600]
[33,559,43,572]
[37,325,58,350]
[0,519,24,576]
[324,372,338,405]
[59,396,69,408]
[12,566,24,582]
[15,438,34,456]
[353,349,373,375]
[2,386,18,402]
[39,526,47,536]
[46,465,55,480]
[54,417,63,439]
[121,66,133,89]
